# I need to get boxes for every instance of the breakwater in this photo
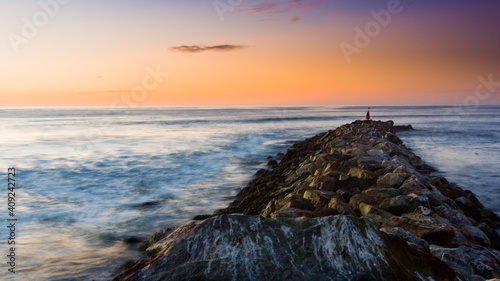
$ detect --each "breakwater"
[113,120,500,281]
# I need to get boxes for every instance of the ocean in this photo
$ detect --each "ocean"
[0,105,499,280]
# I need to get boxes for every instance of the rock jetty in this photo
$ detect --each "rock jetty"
[112,120,500,281]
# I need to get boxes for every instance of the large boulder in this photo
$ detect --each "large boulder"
[431,245,500,280]
[377,172,410,188]
[116,215,456,281]
[347,167,377,181]
[349,192,391,214]
[379,195,417,216]
[382,207,474,247]
[359,203,394,224]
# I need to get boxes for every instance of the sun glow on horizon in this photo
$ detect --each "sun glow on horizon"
[1,0,500,106]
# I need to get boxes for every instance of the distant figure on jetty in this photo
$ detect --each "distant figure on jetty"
[366,107,371,121]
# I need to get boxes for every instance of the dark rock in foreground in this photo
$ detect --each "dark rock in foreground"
[112,120,500,281]
[119,215,455,281]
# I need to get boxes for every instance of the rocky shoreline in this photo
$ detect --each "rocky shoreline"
[112,120,500,281]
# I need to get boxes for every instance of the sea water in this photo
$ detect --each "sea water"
[0,105,499,280]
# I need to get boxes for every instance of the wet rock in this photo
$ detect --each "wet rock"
[418,206,433,216]
[430,175,449,186]
[385,132,403,144]
[381,159,401,170]
[349,192,391,214]
[120,260,140,271]
[431,245,500,279]
[382,209,459,247]
[407,193,431,208]
[393,124,413,132]
[352,143,373,151]
[433,181,468,200]
[334,176,362,192]
[430,246,476,280]
[336,188,357,202]
[296,163,314,177]
[285,198,315,211]
[464,224,491,247]
[192,214,213,220]
[271,207,317,218]
[456,196,482,221]
[399,175,434,196]
[317,177,338,191]
[478,222,500,250]
[347,167,377,181]
[267,159,278,168]
[392,165,409,174]
[379,195,417,216]
[359,203,394,224]
[314,207,339,216]
[285,171,298,184]
[357,156,387,171]
[362,187,401,197]
[303,190,338,208]
[343,147,365,157]
[380,227,429,249]
[481,209,500,222]
[262,194,301,218]
[119,215,456,281]
[377,172,410,188]
[391,156,422,176]
[366,149,386,157]
[328,197,356,216]
[148,226,178,247]
[328,138,346,148]
[145,221,201,257]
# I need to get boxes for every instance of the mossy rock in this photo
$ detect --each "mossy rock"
[145,243,164,257]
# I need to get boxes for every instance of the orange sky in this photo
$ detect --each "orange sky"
[1,0,500,106]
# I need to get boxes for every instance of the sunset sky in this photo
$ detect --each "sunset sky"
[1,0,500,106]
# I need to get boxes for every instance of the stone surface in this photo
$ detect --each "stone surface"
[349,192,391,214]
[303,189,338,208]
[431,245,500,280]
[359,203,394,224]
[382,211,458,247]
[117,215,456,281]
[363,187,401,197]
[377,172,410,188]
[379,195,417,216]
[347,167,377,181]
[271,207,317,218]
[328,197,356,216]
[380,227,429,249]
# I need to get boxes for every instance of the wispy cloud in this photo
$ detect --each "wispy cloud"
[168,44,247,53]
[240,0,325,18]
[289,16,301,23]
[78,90,132,95]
